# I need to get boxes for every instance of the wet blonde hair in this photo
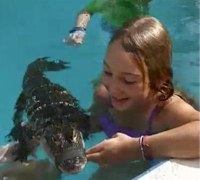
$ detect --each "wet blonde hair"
[109,16,173,101]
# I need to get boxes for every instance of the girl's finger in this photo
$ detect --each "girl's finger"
[112,133,120,138]
[86,140,106,154]
[86,152,101,163]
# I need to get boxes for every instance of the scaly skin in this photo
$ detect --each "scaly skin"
[6,57,90,174]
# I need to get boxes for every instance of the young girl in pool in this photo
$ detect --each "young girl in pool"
[86,16,200,165]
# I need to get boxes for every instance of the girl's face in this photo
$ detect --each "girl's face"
[102,40,152,111]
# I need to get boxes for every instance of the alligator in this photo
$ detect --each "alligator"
[0,57,90,174]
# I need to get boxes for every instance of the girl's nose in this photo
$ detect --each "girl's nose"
[108,79,121,96]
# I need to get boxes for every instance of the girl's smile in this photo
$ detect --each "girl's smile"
[111,96,131,110]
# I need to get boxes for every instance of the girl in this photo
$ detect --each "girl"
[86,16,200,165]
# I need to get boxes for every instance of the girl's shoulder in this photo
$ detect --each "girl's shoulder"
[157,94,199,129]
[173,90,199,110]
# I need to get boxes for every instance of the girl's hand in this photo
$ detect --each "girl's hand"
[63,27,86,46]
[86,133,141,165]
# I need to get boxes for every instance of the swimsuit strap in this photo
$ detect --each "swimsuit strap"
[99,115,145,138]
[145,105,160,134]
[99,105,160,138]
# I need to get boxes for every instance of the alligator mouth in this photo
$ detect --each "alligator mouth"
[41,130,87,174]
[58,157,87,174]
[57,144,87,173]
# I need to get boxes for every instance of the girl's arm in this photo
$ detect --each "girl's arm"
[147,120,200,159]
[89,85,111,133]
[86,87,199,164]
[86,119,199,165]
[150,98,200,159]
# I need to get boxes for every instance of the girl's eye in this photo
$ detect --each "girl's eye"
[123,79,136,85]
[103,70,112,76]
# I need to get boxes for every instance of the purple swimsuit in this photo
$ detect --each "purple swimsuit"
[99,106,159,138]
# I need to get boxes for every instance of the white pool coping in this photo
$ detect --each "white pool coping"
[133,158,200,180]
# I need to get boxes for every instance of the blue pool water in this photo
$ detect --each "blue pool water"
[0,0,199,179]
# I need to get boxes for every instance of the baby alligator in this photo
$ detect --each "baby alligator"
[0,57,90,174]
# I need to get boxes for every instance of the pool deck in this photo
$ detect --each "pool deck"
[133,158,200,180]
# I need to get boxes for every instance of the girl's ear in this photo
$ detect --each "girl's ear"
[156,80,174,101]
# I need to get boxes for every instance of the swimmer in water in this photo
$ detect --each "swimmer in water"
[64,0,151,45]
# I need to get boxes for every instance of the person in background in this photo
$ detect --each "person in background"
[64,0,151,45]
[86,16,200,166]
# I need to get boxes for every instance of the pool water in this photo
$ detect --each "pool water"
[0,0,199,179]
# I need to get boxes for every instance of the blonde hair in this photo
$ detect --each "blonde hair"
[109,16,173,101]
